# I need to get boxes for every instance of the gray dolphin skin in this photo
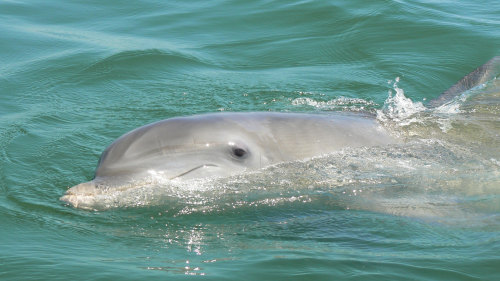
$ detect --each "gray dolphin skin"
[61,56,499,206]
[94,112,395,180]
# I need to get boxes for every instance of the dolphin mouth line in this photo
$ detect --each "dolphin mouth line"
[169,164,218,180]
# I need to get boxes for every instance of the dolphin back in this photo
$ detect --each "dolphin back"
[428,56,500,108]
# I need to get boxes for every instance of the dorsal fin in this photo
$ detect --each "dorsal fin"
[427,56,500,108]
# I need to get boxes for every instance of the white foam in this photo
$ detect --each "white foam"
[291,96,376,111]
[376,77,426,125]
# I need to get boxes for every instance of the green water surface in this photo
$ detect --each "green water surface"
[1,0,499,280]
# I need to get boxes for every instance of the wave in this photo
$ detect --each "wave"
[79,49,215,80]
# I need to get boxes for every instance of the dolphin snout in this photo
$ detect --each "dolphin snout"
[60,181,100,209]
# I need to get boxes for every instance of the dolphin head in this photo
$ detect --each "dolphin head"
[93,113,277,182]
[61,113,279,208]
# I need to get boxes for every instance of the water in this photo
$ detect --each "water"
[1,0,499,279]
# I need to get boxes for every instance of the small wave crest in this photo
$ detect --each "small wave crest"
[80,49,213,80]
[291,96,377,112]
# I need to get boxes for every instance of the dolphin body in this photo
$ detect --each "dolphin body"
[61,57,499,207]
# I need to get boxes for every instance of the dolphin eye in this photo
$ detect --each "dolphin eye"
[232,147,247,158]
[229,143,249,160]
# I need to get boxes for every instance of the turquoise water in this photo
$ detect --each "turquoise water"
[1,0,499,280]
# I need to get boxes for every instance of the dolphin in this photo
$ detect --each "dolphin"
[61,56,499,207]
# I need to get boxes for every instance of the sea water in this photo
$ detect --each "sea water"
[1,0,499,280]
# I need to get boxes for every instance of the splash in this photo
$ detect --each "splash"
[375,77,471,133]
[376,77,426,125]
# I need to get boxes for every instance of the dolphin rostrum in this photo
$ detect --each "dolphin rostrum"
[61,56,499,207]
